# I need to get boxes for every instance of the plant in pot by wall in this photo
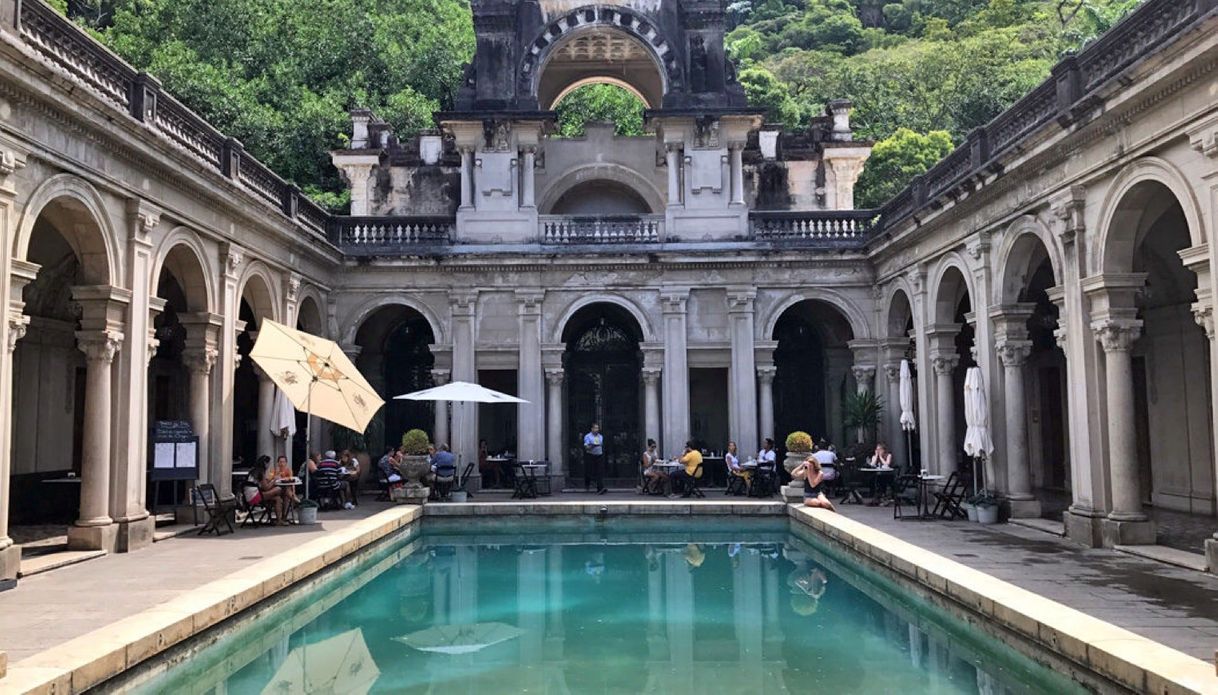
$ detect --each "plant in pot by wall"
[784,431,813,475]
[969,489,1000,524]
[298,498,320,525]
[843,390,884,445]
[396,429,432,503]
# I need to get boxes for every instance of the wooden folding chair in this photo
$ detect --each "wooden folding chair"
[932,472,968,519]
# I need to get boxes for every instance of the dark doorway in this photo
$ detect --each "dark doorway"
[563,305,643,487]
[773,313,826,448]
[478,369,518,453]
[383,315,436,448]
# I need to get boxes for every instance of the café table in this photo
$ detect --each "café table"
[912,474,945,519]
[276,477,302,523]
[486,456,513,489]
[859,466,897,500]
[520,462,550,496]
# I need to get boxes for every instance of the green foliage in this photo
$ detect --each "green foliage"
[843,390,885,443]
[738,66,802,127]
[785,431,813,453]
[555,84,647,138]
[856,128,954,209]
[400,429,431,456]
[85,0,474,200]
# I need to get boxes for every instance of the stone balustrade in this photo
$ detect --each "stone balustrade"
[331,216,456,253]
[540,215,664,244]
[749,210,876,246]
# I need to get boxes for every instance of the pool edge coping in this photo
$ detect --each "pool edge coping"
[0,506,422,695]
[787,505,1218,695]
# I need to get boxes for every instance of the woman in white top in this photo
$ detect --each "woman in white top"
[869,443,893,469]
[757,438,777,468]
[640,439,669,495]
[725,440,750,484]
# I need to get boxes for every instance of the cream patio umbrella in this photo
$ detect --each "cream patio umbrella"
[394,622,524,655]
[899,359,916,471]
[250,319,384,490]
[962,367,994,496]
[262,628,380,695]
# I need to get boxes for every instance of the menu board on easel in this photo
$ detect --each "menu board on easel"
[149,420,199,482]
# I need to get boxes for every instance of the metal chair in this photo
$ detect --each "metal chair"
[892,474,921,519]
[236,482,272,528]
[725,472,749,496]
[932,472,968,519]
[195,484,236,536]
[512,462,539,499]
[750,464,778,498]
[836,461,867,505]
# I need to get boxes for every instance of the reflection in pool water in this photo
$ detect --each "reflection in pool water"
[119,519,1084,694]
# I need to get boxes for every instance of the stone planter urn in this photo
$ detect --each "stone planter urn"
[394,454,431,504]
[781,451,811,503]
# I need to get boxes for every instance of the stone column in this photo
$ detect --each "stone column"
[450,291,478,486]
[183,345,218,484]
[0,256,35,580]
[521,146,536,209]
[458,147,474,209]
[756,366,775,446]
[1193,304,1218,569]
[823,348,851,445]
[661,288,690,453]
[728,144,745,206]
[930,353,959,475]
[69,330,123,551]
[882,364,903,460]
[665,145,682,206]
[545,369,564,482]
[642,367,662,446]
[1094,318,1155,543]
[256,366,276,460]
[517,290,545,460]
[216,245,245,499]
[726,288,758,453]
[997,341,1037,516]
[432,369,451,446]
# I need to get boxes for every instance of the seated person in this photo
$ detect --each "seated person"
[757,438,777,470]
[339,449,361,506]
[377,447,402,485]
[309,450,350,509]
[429,444,457,485]
[271,455,300,505]
[478,439,501,488]
[244,457,288,525]
[868,443,893,469]
[812,442,839,482]
[792,457,837,511]
[725,440,750,483]
[669,442,703,498]
[639,439,669,495]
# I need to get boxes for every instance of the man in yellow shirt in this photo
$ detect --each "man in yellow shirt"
[670,441,703,498]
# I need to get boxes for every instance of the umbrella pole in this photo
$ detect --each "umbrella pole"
[304,378,313,499]
[905,429,914,474]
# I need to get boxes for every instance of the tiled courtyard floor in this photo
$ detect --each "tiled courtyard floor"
[836,504,1218,661]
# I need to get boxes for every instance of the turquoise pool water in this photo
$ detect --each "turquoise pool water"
[117,518,1087,694]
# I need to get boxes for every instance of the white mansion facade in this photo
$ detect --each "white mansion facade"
[1,0,1217,584]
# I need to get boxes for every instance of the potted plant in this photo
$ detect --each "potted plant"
[396,429,432,503]
[843,390,884,445]
[783,431,813,476]
[970,490,1000,524]
[298,498,319,525]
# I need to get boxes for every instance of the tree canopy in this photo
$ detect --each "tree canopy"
[58,0,1142,211]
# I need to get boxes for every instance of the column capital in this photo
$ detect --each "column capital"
[545,368,564,386]
[6,312,29,353]
[221,242,245,278]
[1049,185,1087,246]
[882,363,901,383]
[851,365,876,383]
[660,287,690,313]
[1192,302,1215,340]
[450,290,477,316]
[125,197,162,244]
[929,354,959,375]
[183,346,219,375]
[516,289,544,315]
[996,340,1033,367]
[641,366,662,386]
[77,330,124,364]
[725,287,756,313]
[431,368,451,385]
[756,365,777,384]
[1091,318,1142,353]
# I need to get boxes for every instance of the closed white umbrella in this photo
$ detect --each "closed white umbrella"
[394,381,528,404]
[272,387,296,466]
[394,622,523,655]
[963,367,993,495]
[899,360,916,472]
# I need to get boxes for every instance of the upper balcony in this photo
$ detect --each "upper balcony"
[330,210,877,256]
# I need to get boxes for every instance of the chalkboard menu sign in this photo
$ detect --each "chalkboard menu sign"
[149,420,199,482]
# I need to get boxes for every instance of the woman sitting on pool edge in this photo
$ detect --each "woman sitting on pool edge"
[791,456,837,511]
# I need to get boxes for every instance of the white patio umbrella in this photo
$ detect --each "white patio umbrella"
[394,622,523,655]
[271,387,297,467]
[899,359,916,471]
[962,367,994,496]
[394,381,528,404]
[250,319,385,492]
[262,628,380,695]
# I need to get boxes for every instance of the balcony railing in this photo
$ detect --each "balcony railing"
[749,210,877,245]
[541,215,664,244]
[331,216,455,253]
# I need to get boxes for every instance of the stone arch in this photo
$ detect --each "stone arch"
[15,173,121,285]
[236,261,281,327]
[993,215,1062,305]
[295,286,326,335]
[150,227,216,313]
[884,284,914,339]
[538,162,666,215]
[762,289,870,343]
[551,293,655,344]
[552,76,651,110]
[342,295,445,346]
[1096,156,1207,274]
[928,252,976,324]
[521,5,681,108]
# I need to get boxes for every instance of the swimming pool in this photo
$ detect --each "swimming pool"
[108,517,1096,694]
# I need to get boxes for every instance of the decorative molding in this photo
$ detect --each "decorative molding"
[726,287,756,313]
[6,314,30,353]
[183,346,219,375]
[287,273,301,302]
[883,363,901,382]
[996,340,1033,367]
[1192,302,1215,341]
[222,243,245,276]
[756,365,777,384]
[431,368,451,386]
[76,330,124,364]
[641,367,662,386]
[1091,318,1142,353]
[544,368,564,386]
[930,354,959,375]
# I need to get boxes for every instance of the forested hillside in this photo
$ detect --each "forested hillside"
[52,0,1141,210]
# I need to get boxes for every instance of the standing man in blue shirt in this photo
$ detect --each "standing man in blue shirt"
[583,423,606,495]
